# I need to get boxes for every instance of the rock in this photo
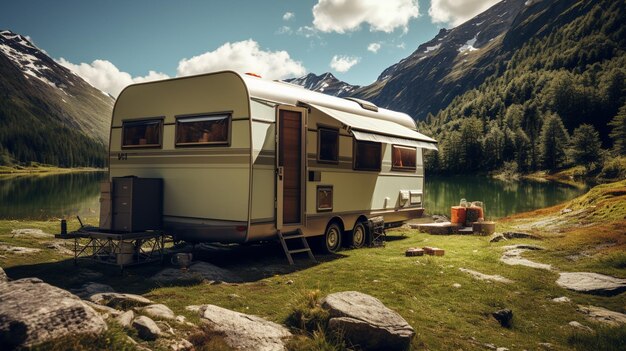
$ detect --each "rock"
[138,304,176,320]
[496,348,510,351]
[169,338,193,351]
[556,272,626,296]
[0,266,7,283]
[228,293,241,299]
[321,291,414,350]
[459,268,513,284]
[71,282,115,299]
[197,304,292,351]
[568,321,593,333]
[577,305,626,326]
[132,316,161,341]
[151,261,240,284]
[551,296,571,303]
[483,343,497,350]
[452,283,462,288]
[10,228,53,238]
[285,280,294,285]
[82,300,123,317]
[89,292,153,309]
[0,244,41,254]
[116,310,135,328]
[185,305,202,313]
[44,241,73,255]
[538,342,553,349]
[175,315,187,324]
[501,244,544,250]
[500,248,552,270]
[492,309,513,328]
[155,321,175,336]
[489,233,506,243]
[502,232,540,240]
[0,278,107,348]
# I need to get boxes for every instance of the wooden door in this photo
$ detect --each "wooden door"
[278,109,303,226]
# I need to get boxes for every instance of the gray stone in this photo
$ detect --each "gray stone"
[0,244,41,254]
[502,232,540,240]
[321,291,414,350]
[568,321,593,333]
[500,247,552,270]
[71,282,115,299]
[496,348,510,351]
[538,342,553,349]
[452,283,462,288]
[132,315,161,341]
[82,300,123,317]
[197,304,292,351]
[556,272,626,296]
[489,233,506,243]
[11,228,53,238]
[0,266,7,283]
[577,305,626,326]
[501,244,544,250]
[551,296,571,303]
[492,309,513,328]
[44,241,73,255]
[116,310,135,328]
[459,268,513,284]
[0,278,107,348]
[138,304,176,320]
[169,338,193,351]
[151,261,240,284]
[89,292,153,309]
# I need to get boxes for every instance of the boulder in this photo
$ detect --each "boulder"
[116,310,135,328]
[71,282,115,299]
[197,304,292,351]
[0,278,107,348]
[459,268,513,284]
[577,305,626,326]
[500,248,552,270]
[132,315,161,341]
[321,291,414,350]
[556,272,626,296]
[568,321,593,333]
[551,296,571,303]
[138,304,176,320]
[0,244,41,255]
[89,292,153,309]
[492,309,513,328]
[82,300,123,318]
[0,267,7,283]
[151,261,240,284]
[489,233,506,243]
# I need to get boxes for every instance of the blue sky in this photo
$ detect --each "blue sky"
[1,0,500,96]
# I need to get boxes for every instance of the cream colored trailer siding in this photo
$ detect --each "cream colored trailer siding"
[110,72,251,224]
[250,100,277,223]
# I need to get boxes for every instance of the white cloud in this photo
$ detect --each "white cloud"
[282,12,295,21]
[276,26,292,34]
[57,58,169,97]
[176,39,306,80]
[367,42,381,53]
[397,42,406,49]
[429,0,500,27]
[329,55,360,73]
[296,26,320,39]
[312,0,419,33]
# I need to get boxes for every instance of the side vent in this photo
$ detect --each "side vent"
[344,97,379,112]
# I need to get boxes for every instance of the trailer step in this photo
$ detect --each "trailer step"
[277,229,316,265]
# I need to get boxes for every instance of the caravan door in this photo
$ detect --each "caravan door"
[276,106,306,230]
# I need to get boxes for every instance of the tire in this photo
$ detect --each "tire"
[350,221,368,249]
[323,222,342,253]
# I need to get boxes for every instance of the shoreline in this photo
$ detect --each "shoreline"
[0,166,107,177]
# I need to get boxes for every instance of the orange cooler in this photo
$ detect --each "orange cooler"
[451,206,467,224]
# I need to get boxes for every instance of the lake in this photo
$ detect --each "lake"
[425,175,588,219]
[0,172,588,221]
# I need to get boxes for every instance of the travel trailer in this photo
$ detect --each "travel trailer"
[107,71,437,253]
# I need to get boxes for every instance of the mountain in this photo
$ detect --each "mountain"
[0,30,113,167]
[352,0,528,120]
[285,72,359,97]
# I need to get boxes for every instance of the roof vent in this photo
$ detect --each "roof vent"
[344,97,378,112]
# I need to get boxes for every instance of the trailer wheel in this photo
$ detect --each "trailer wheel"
[323,222,342,253]
[350,221,368,249]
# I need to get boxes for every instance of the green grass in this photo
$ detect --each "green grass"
[2,182,626,350]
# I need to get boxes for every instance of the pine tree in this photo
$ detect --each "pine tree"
[540,113,570,171]
[609,102,626,154]
[570,124,602,170]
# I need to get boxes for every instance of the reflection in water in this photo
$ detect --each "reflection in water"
[424,175,588,220]
[0,172,107,220]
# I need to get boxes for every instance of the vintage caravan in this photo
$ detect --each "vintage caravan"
[108,71,437,253]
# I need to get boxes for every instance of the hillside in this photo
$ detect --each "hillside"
[0,30,113,167]
[284,72,359,97]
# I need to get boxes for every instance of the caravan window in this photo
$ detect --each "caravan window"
[122,119,162,148]
[392,145,417,171]
[353,140,381,171]
[318,127,339,163]
[175,114,230,146]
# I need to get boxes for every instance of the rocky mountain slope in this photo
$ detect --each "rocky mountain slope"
[0,30,113,167]
[284,72,359,97]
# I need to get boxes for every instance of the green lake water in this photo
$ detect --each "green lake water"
[424,175,589,220]
[0,172,587,221]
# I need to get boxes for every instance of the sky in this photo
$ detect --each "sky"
[1,0,501,97]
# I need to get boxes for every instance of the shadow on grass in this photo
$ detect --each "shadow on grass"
[4,239,347,295]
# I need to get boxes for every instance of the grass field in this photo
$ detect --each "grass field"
[1,181,625,350]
